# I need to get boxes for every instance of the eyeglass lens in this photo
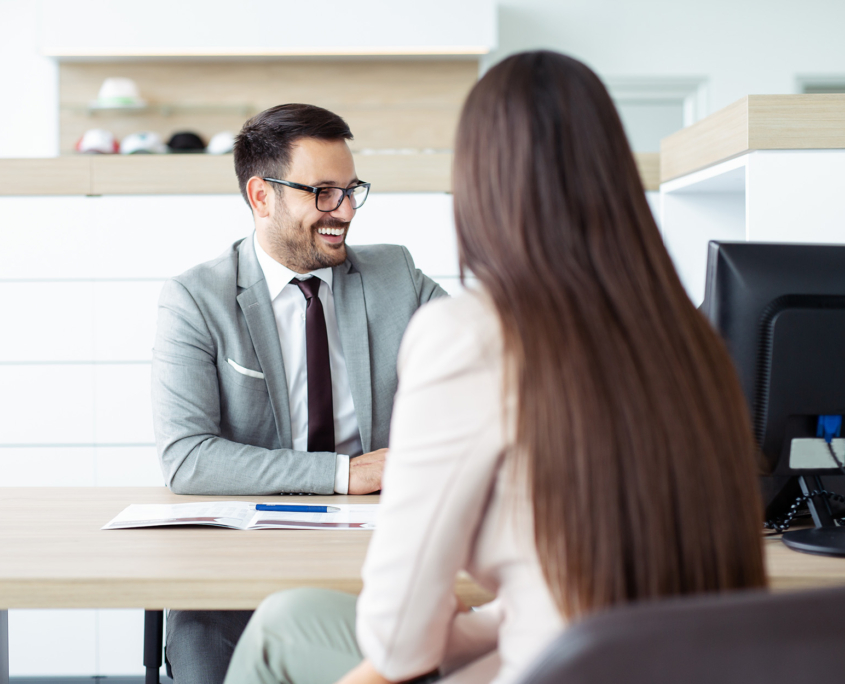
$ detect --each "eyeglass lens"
[316,185,369,211]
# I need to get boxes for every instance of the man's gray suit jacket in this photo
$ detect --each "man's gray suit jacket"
[151,235,447,496]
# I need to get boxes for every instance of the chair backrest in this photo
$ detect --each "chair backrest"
[521,584,845,684]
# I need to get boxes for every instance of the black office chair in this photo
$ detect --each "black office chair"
[520,584,845,684]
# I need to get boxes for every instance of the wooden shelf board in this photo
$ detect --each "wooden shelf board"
[661,98,749,184]
[660,94,845,183]
[90,154,238,195]
[634,152,660,192]
[0,157,92,196]
[0,152,661,197]
[356,153,452,193]
[749,95,845,150]
[0,154,453,196]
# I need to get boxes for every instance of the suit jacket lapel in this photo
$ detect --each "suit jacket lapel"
[236,236,293,448]
[333,253,373,453]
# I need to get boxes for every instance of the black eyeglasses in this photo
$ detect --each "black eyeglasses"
[262,178,371,212]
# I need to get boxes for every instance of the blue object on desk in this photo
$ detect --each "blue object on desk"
[817,415,842,444]
[256,504,338,513]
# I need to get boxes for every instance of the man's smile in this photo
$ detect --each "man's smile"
[315,221,349,247]
[317,228,346,245]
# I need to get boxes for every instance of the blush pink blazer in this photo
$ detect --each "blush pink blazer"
[356,290,565,684]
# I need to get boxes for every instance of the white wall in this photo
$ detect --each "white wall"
[39,0,497,56]
[485,0,845,116]
[0,0,58,157]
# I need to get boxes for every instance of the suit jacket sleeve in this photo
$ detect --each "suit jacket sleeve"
[356,295,504,680]
[151,278,337,495]
[400,246,449,304]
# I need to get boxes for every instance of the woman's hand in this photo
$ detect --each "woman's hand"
[335,659,391,684]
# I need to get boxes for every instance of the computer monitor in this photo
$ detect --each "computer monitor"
[701,241,845,556]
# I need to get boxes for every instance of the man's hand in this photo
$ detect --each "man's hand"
[348,448,388,495]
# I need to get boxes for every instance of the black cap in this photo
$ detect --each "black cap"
[167,131,206,153]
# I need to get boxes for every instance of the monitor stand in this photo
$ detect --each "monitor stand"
[782,475,845,556]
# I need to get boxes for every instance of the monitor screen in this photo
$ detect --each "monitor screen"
[701,241,845,521]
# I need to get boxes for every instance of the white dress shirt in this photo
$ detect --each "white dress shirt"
[253,233,363,493]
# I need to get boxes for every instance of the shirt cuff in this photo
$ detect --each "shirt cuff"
[334,454,350,494]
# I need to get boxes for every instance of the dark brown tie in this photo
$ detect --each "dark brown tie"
[293,277,335,452]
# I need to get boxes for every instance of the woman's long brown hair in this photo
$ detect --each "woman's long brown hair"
[453,51,766,619]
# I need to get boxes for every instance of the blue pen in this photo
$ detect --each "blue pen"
[256,504,340,513]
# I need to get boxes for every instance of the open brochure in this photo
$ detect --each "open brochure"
[102,502,378,531]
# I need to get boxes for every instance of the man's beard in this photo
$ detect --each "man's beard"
[267,205,350,273]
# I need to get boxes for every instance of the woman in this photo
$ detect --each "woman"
[224,50,766,684]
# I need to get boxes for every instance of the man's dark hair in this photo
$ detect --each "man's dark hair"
[233,103,353,206]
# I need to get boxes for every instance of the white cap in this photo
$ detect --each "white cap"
[206,131,236,155]
[120,131,167,154]
[75,129,118,154]
[95,78,146,108]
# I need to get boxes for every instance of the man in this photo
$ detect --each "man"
[151,103,447,684]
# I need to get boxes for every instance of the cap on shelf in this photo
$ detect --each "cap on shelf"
[167,131,206,153]
[120,131,168,154]
[206,131,235,155]
[75,129,119,154]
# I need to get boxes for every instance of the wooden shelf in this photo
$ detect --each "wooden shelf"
[0,157,93,196]
[0,152,661,196]
[0,153,454,196]
[660,94,845,183]
[90,154,238,194]
[634,153,660,192]
[58,59,479,157]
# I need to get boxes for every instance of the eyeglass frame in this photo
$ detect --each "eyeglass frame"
[262,177,371,212]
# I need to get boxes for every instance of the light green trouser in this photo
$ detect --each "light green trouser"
[224,588,362,684]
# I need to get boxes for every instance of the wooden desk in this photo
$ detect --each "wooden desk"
[765,533,845,590]
[3,488,845,680]
[2,489,844,603]
[0,487,490,609]
[0,487,491,683]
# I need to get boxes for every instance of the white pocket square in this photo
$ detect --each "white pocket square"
[227,358,265,379]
